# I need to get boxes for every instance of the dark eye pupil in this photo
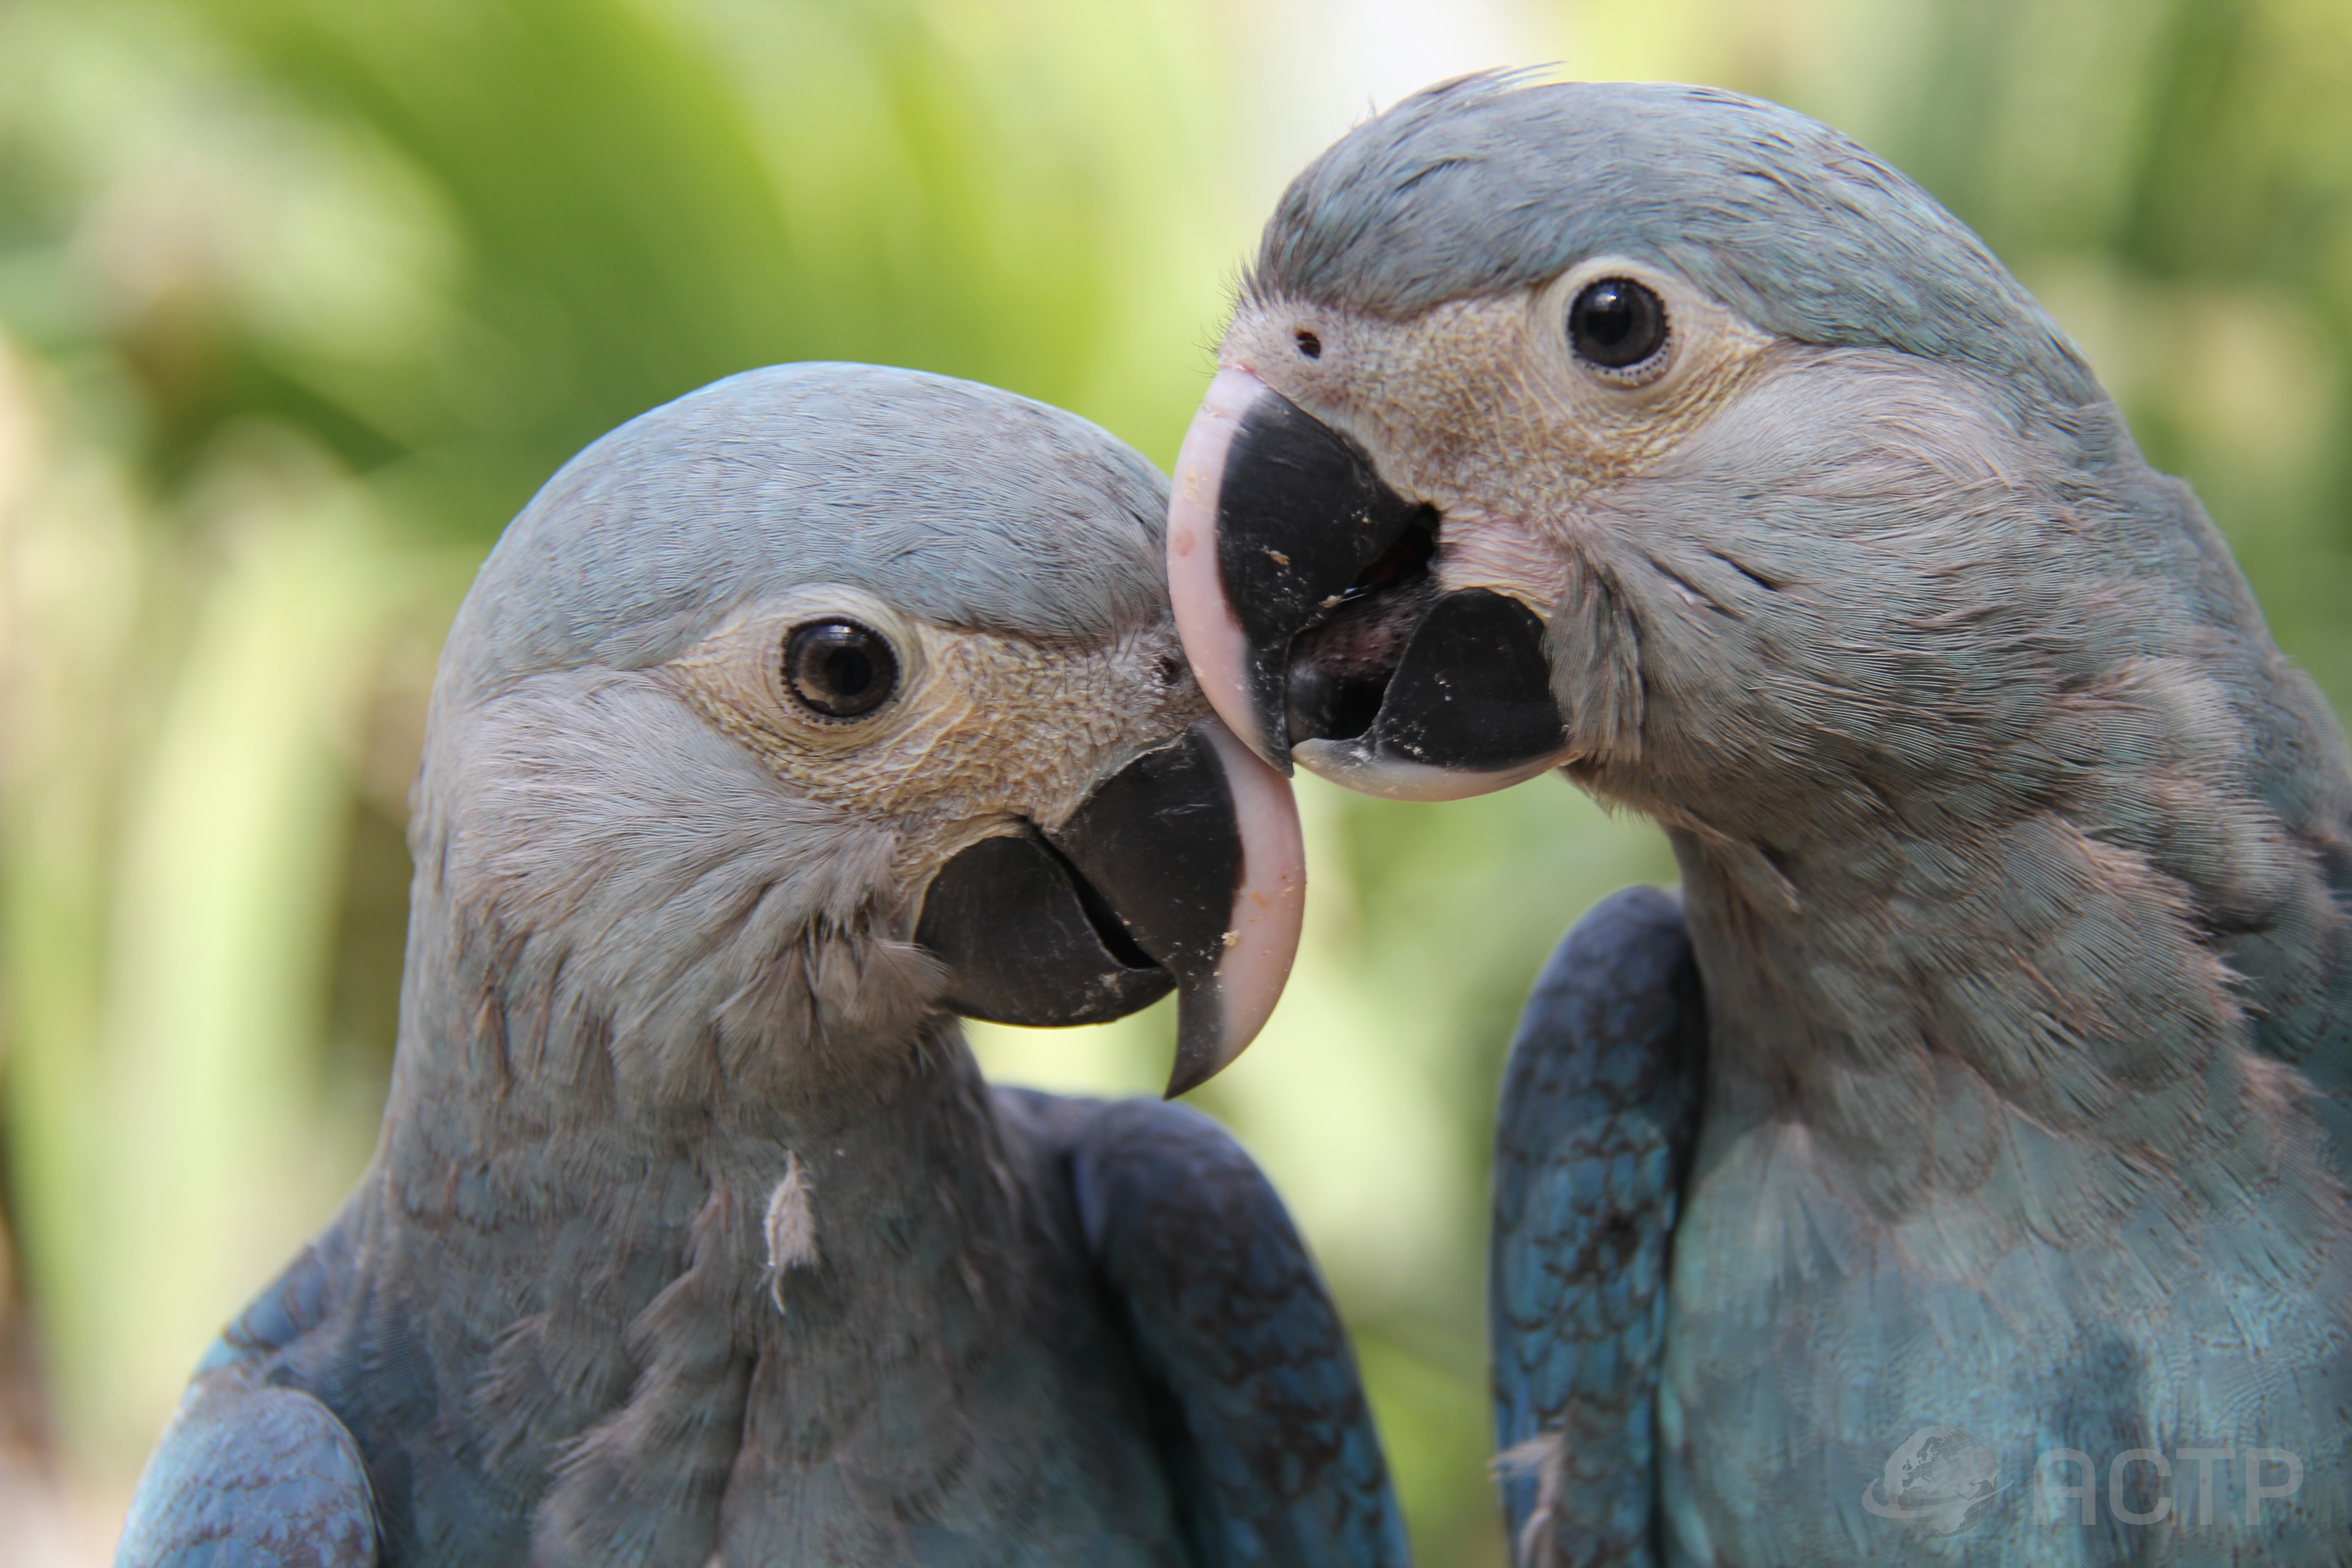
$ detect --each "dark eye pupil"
[823,645,871,691]
[1568,278,1668,370]
[784,620,898,718]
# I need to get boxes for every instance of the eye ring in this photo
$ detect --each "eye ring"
[782,619,899,719]
[1567,277,1670,377]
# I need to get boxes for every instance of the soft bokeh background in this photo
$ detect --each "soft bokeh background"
[2,0,2348,1561]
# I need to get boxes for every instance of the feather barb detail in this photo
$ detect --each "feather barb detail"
[763,1152,819,1312]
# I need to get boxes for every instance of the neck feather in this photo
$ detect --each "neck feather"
[1661,652,2352,1222]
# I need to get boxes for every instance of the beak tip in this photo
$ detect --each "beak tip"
[1161,1062,1212,1101]
[1162,994,1234,1099]
[1191,713,1305,1052]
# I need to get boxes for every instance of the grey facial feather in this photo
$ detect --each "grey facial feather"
[407,672,938,1118]
[1249,73,2098,405]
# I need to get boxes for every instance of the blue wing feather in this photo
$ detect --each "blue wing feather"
[1049,1093,1412,1568]
[114,1381,378,1568]
[1490,885,1705,1568]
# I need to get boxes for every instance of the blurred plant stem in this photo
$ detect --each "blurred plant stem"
[92,448,439,1443]
[1,333,143,1460]
[0,341,451,1455]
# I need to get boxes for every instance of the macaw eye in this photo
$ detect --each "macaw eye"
[1568,278,1668,372]
[783,619,899,718]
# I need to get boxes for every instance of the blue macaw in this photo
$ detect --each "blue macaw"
[116,363,1409,1568]
[1165,75,2352,1564]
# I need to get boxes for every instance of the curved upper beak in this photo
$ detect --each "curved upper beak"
[914,714,1305,1097]
[1169,366,1570,801]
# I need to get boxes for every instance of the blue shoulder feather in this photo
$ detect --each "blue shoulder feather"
[115,1381,377,1568]
[1490,885,1704,1568]
[1056,1094,1411,1568]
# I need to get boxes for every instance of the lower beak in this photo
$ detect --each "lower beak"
[914,715,1305,1097]
[1168,365,1569,801]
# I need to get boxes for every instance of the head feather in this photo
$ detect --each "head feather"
[436,362,1170,714]
[1248,77,2097,403]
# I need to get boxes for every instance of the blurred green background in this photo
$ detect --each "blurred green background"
[1,0,2347,1561]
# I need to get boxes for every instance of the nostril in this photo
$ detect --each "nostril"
[1154,653,1187,689]
[1294,328,1322,359]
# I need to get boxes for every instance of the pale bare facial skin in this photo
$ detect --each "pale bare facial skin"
[1219,257,1777,642]
[663,586,1210,898]
[658,587,1304,1085]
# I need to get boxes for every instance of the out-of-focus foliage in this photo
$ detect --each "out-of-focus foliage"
[1,1,2347,1565]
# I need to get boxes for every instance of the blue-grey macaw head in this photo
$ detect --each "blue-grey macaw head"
[1169,76,2136,818]
[414,363,1303,1100]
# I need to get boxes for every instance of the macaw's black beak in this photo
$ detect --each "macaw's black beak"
[1168,366,1570,800]
[915,716,1303,1097]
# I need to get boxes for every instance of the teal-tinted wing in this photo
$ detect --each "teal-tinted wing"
[115,1380,378,1568]
[1490,886,1704,1568]
[1059,1095,1411,1568]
